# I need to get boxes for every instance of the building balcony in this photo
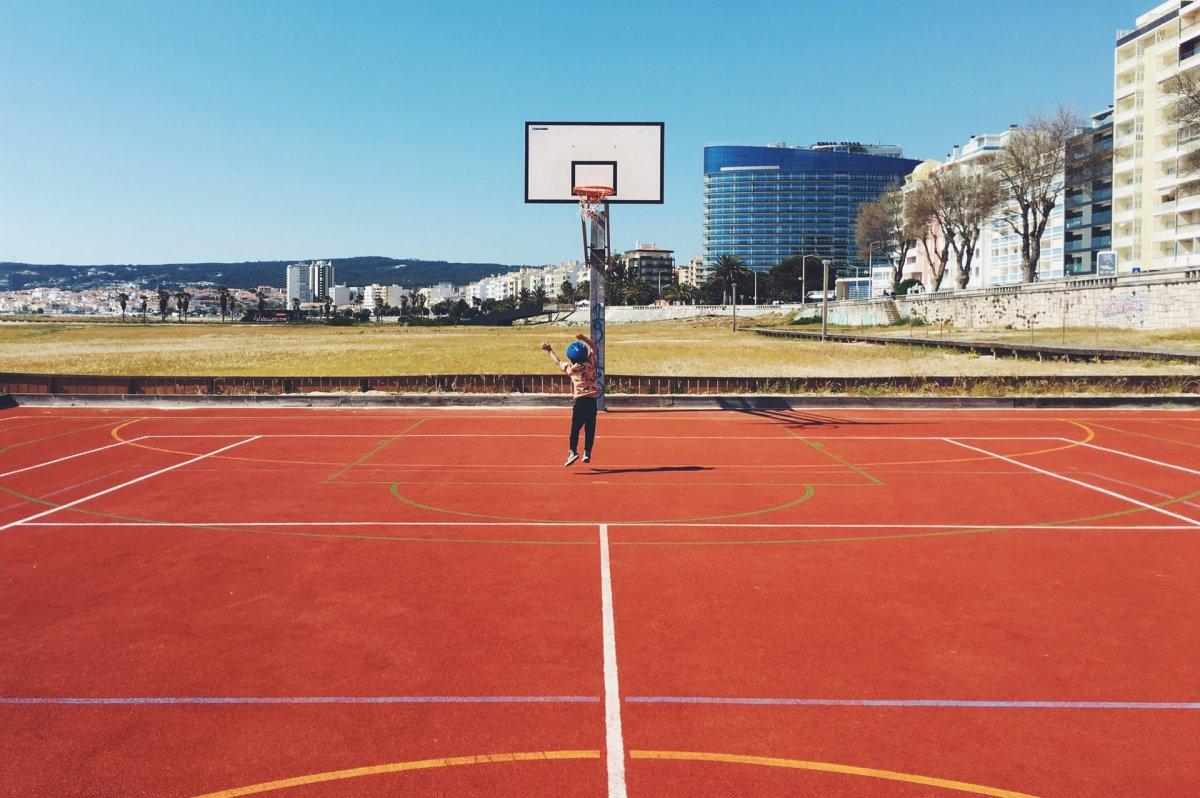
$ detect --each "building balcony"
[1113,181,1140,199]
[1177,192,1200,212]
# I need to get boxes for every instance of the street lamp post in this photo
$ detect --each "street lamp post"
[820,259,831,340]
[731,280,738,331]
[868,240,885,298]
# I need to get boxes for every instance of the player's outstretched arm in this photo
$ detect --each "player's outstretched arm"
[539,341,563,367]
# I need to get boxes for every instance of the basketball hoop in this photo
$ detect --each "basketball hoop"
[573,184,613,224]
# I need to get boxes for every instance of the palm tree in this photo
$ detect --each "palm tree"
[625,278,654,305]
[156,288,171,322]
[321,294,333,318]
[660,283,685,305]
[217,286,231,322]
[373,295,384,321]
[255,290,267,316]
[400,294,411,316]
[116,292,129,321]
[138,295,148,322]
[533,286,548,307]
[711,255,751,301]
[518,287,533,306]
[557,280,576,308]
[291,297,302,321]
[174,290,191,322]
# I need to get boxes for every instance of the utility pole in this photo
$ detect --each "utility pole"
[821,259,831,340]
[731,280,737,331]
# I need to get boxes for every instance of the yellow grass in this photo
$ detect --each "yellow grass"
[0,318,1194,377]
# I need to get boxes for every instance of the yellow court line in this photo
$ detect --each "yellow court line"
[1085,421,1200,450]
[387,482,816,525]
[187,748,1035,797]
[629,751,1037,797]
[0,418,137,455]
[190,750,601,797]
[323,420,425,483]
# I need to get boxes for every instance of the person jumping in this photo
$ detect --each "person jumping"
[539,333,599,466]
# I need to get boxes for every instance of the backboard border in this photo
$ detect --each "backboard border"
[524,121,665,205]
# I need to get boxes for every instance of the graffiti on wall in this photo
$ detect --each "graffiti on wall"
[1099,293,1149,323]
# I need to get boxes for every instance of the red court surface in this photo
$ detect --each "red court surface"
[1,405,1199,796]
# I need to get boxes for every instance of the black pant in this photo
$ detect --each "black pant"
[570,396,597,454]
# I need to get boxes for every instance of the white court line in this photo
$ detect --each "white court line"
[0,436,149,479]
[134,434,1067,441]
[20,521,1198,530]
[1064,440,1200,477]
[0,437,260,533]
[1085,472,1200,511]
[598,523,627,798]
[944,439,1200,527]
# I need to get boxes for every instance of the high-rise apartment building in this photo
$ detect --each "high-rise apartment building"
[1065,108,1116,275]
[1113,0,1200,272]
[621,242,676,291]
[285,260,336,303]
[703,143,920,272]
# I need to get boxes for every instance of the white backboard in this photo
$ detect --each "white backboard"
[525,122,664,204]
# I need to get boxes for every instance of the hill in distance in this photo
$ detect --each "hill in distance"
[0,256,526,292]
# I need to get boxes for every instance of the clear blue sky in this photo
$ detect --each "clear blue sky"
[1,0,1141,267]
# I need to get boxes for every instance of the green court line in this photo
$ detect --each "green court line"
[803,440,885,486]
[323,419,424,483]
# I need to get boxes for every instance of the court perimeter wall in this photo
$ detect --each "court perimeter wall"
[799,267,1200,330]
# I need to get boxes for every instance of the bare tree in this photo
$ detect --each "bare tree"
[855,186,915,287]
[906,180,953,292]
[934,167,1004,289]
[1164,70,1200,175]
[991,106,1080,283]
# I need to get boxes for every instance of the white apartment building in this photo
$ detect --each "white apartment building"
[1112,0,1200,272]
[330,285,355,306]
[901,130,1064,290]
[285,260,336,303]
[675,256,711,286]
[459,261,589,305]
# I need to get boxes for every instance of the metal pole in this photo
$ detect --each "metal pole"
[801,258,807,306]
[583,204,608,412]
[731,281,737,331]
[821,259,831,340]
[753,271,758,305]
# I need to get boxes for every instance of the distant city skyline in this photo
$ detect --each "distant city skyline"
[2,1,1133,265]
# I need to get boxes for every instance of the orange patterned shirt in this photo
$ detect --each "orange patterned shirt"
[561,358,600,399]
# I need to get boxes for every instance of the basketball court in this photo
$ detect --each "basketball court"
[2,404,1198,796]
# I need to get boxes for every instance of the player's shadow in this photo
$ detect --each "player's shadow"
[585,465,712,475]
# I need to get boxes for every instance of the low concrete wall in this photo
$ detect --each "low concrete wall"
[795,267,1200,330]
[527,304,800,326]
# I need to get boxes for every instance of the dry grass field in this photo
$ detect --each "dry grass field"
[0,318,1196,378]
[791,320,1200,352]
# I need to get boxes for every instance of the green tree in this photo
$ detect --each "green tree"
[557,280,575,306]
[710,254,751,300]
[767,255,824,303]
[217,286,232,322]
[625,278,654,305]
[533,286,547,306]
[156,288,171,321]
[116,292,129,322]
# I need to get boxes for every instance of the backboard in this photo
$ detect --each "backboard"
[524,122,664,204]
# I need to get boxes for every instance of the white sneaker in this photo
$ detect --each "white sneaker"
[564,451,579,467]
[582,453,591,463]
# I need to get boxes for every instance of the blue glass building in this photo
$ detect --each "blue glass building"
[703,143,921,271]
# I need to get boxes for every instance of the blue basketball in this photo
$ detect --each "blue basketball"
[566,341,589,363]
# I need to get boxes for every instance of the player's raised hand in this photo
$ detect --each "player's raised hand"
[539,342,551,351]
